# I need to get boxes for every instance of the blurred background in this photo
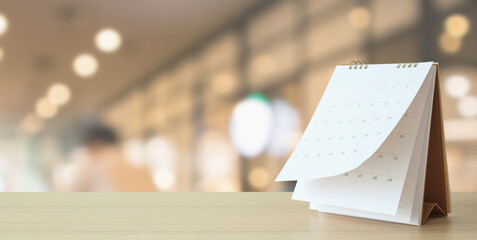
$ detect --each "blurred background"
[0,0,475,192]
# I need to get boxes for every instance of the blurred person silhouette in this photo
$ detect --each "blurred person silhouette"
[53,125,156,191]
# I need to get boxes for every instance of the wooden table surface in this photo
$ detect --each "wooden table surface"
[0,192,475,239]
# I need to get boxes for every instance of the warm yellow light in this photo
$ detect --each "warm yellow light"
[439,32,461,54]
[348,7,371,29]
[153,168,175,191]
[21,113,43,134]
[35,98,58,119]
[0,47,4,62]
[248,167,270,189]
[95,28,122,53]
[0,13,8,36]
[73,53,98,78]
[445,14,470,38]
[48,83,71,106]
[211,73,237,96]
[253,54,276,76]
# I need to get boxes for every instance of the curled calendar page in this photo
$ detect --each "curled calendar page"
[276,62,434,181]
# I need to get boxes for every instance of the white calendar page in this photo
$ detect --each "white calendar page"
[276,62,434,181]
[302,78,434,225]
[292,66,437,224]
[291,68,435,215]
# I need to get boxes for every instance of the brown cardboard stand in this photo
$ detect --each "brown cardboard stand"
[421,63,451,224]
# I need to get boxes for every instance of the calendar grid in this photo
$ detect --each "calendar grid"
[312,110,417,200]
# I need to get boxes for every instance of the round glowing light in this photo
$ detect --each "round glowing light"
[35,98,58,119]
[445,75,471,99]
[72,53,98,78]
[211,73,237,96]
[21,113,43,134]
[0,47,4,62]
[153,168,175,191]
[248,167,270,189]
[0,14,8,36]
[267,99,301,158]
[457,95,477,118]
[348,7,371,29]
[122,139,146,167]
[145,137,176,170]
[439,32,461,54]
[198,131,239,177]
[47,83,71,106]
[95,28,122,53]
[253,54,276,76]
[229,93,273,158]
[444,14,470,38]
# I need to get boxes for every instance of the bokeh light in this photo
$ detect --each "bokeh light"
[72,53,98,78]
[444,14,470,38]
[21,113,43,134]
[457,95,477,118]
[0,13,8,36]
[153,168,175,191]
[267,99,301,158]
[95,28,122,53]
[145,136,177,170]
[348,7,371,29]
[47,83,72,106]
[122,139,146,167]
[445,74,471,99]
[439,32,462,54]
[2,0,477,193]
[230,93,273,158]
[253,54,276,77]
[35,98,58,119]
[248,166,270,189]
[211,73,237,96]
[198,130,238,177]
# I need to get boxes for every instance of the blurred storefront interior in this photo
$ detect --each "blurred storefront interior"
[0,0,476,191]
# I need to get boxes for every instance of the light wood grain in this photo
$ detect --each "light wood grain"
[0,192,474,239]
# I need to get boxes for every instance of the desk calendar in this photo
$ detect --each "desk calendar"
[276,61,450,225]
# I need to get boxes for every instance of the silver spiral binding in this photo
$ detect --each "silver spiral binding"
[348,60,369,70]
[397,60,418,68]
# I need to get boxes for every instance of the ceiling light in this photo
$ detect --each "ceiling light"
[348,7,371,29]
[73,53,98,78]
[35,98,58,119]
[445,74,471,99]
[445,14,470,38]
[48,83,71,106]
[95,28,122,53]
[457,95,477,118]
[0,13,8,36]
